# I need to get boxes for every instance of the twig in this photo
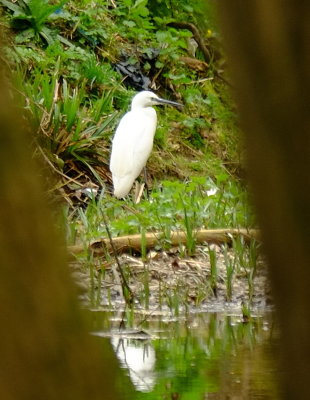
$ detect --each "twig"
[39,79,59,134]
[184,77,214,85]
[167,21,211,63]
[167,21,233,87]
[37,145,84,187]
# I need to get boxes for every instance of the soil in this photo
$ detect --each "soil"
[70,243,273,315]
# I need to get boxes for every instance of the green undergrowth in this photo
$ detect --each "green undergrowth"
[69,175,254,244]
[1,0,243,192]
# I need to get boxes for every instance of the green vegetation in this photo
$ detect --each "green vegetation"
[1,0,241,189]
[72,177,252,240]
[1,0,260,310]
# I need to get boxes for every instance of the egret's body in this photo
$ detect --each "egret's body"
[110,91,181,198]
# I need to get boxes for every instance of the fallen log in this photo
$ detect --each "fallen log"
[69,228,260,256]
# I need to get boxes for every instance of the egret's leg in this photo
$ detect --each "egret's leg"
[143,167,150,198]
[134,169,150,203]
[134,182,145,204]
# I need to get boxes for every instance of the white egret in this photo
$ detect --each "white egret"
[110,90,181,198]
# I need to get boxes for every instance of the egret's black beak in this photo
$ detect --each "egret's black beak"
[154,97,183,108]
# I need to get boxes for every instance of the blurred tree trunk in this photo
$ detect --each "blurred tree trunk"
[218,2,310,399]
[0,58,121,399]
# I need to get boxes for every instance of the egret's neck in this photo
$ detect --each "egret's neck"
[137,106,156,119]
[131,101,153,110]
[131,103,156,115]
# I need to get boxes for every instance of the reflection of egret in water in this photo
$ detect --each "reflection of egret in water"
[111,338,156,392]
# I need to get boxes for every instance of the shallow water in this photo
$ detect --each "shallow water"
[84,309,279,399]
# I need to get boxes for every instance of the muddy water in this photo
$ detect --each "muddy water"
[84,309,279,399]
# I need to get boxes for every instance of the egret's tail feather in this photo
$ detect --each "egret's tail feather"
[112,175,135,198]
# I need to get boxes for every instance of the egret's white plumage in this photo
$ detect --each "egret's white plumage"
[110,91,181,198]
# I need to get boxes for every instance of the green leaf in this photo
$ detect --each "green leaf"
[15,28,35,43]
[155,60,164,68]
[156,30,169,43]
[0,0,23,13]
[182,4,193,13]
[40,26,55,45]
[123,20,136,28]
[132,0,147,8]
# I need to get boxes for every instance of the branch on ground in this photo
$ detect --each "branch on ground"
[69,228,260,256]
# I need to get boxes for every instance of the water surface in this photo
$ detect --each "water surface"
[85,309,279,399]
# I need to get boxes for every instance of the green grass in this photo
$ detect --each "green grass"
[208,246,218,296]
[69,176,254,242]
